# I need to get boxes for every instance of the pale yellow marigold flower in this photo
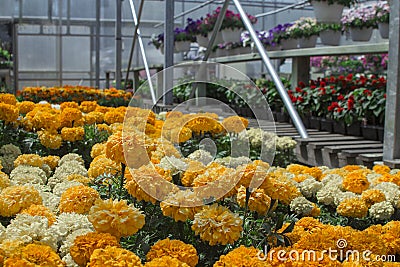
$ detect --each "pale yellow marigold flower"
[70,232,120,267]
[160,190,203,222]
[237,185,271,215]
[88,246,142,267]
[0,185,42,217]
[337,197,369,218]
[59,185,99,214]
[144,256,189,267]
[21,204,56,226]
[146,238,198,267]
[191,203,243,246]
[88,198,145,239]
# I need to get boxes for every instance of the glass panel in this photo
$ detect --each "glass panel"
[18,36,57,71]
[62,36,90,71]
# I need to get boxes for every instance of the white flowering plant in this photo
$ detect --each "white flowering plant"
[374,1,390,24]
[286,17,320,38]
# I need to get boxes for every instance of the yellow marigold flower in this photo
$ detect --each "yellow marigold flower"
[382,221,400,255]
[14,154,43,168]
[125,166,176,204]
[96,123,111,133]
[21,204,56,226]
[361,189,386,207]
[104,110,125,124]
[184,115,218,134]
[214,245,267,267]
[95,106,111,114]
[160,190,203,222]
[293,174,310,183]
[105,132,126,165]
[60,101,79,110]
[234,160,270,189]
[286,164,308,174]
[17,101,35,114]
[0,93,17,105]
[0,185,42,217]
[166,111,183,118]
[287,164,323,181]
[38,130,62,149]
[70,232,120,267]
[89,111,105,124]
[61,127,85,142]
[59,185,100,214]
[88,246,142,267]
[88,155,121,179]
[60,107,83,128]
[237,186,271,215]
[342,165,363,172]
[192,162,229,187]
[42,155,60,170]
[303,167,323,181]
[310,204,321,217]
[375,173,400,187]
[221,116,249,133]
[192,203,243,246]
[79,101,98,113]
[30,110,61,131]
[337,198,368,218]
[373,164,391,174]
[181,160,206,187]
[0,103,19,123]
[88,198,145,239]
[67,173,92,185]
[144,256,189,267]
[146,238,198,267]
[4,258,35,267]
[342,169,370,194]
[17,243,65,267]
[168,127,192,144]
[260,171,301,205]
[0,171,10,190]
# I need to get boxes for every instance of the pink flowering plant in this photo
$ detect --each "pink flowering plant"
[374,1,390,23]
[341,5,377,30]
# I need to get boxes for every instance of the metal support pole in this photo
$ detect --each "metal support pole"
[95,0,100,88]
[232,0,308,138]
[163,0,174,105]
[57,0,63,86]
[383,0,400,163]
[115,0,122,89]
[128,0,157,105]
[125,0,144,89]
[12,23,18,93]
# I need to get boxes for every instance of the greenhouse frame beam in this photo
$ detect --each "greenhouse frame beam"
[232,0,308,138]
[383,0,400,164]
[115,0,122,89]
[163,0,175,105]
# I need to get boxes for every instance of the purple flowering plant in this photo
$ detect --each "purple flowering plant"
[341,5,377,29]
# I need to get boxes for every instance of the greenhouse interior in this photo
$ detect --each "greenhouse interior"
[0,0,400,266]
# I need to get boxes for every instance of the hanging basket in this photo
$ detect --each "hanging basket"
[298,35,318,48]
[311,1,344,23]
[320,30,342,46]
[378,22,389,39]
[196,35,209,47]
[221,28,242,43]
[350,27,373,42]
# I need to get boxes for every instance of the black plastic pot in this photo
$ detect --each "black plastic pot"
[376,126,384,142]
[309,116,321,130]
[361,125,378,140]
[276,112,289,123]
[346,122,361,136]
[320,118,334,133]
[300,115,311,129]
[333,120,346,135]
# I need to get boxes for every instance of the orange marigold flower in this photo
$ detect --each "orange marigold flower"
[21,204,56,226]
[104,110,125,125]
[214,245,267,267]
[17,101,35,114]
[59,185,100,214]
[144,256,189,267]
[42,155,60,170]
[337,198,368,218]
[0,93,17,105]
[0,103,19,123]
[14,154,44,168]
[38,130,63,149]
[88,198,145,239]
[61,127,85,142]
[342,169,370,194]
[374,173,400,187]
[60,101,79,110]
[60,107,83,128]
[361,189,386,207]
[146,238,198,267]
[191,203,243,246]
[221,116,249,133]
[373,164,391,174]
[88,246,142,267]
[342,165,363,172]
[0,185,42,217]
[70,232,120,267]
[237,185,271,215]
[16,243,65,267]
[79,101,98,113]
[183,114,218,135]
